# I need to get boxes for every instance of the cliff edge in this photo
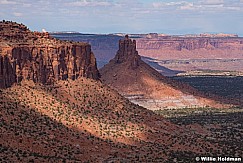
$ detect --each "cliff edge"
[0,21,100,88]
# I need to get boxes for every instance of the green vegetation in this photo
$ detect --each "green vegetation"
[155,107,243,157]
[155,106,242,118]
[172,76,243,100]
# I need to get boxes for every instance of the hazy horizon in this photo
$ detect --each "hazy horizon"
[50,31,242,36]
[1,0,243,36]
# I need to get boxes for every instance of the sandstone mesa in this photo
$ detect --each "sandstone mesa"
[0,20,99,88]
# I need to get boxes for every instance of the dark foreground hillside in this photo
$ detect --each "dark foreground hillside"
[0,78,235,162]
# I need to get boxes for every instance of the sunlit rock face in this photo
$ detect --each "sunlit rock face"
[114,35,140,69]
[0,21,99,88]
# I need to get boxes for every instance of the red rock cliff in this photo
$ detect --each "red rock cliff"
[0,21,99,88]
[113,35,140,69]
[136,36,243,59]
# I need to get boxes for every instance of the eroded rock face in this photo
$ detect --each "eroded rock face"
[136,36,243,60]
[0,21,99,88]
[114,35,141,69]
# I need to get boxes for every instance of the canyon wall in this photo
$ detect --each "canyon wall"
[135,36,243,73]
[114,35,140,69]
[136,36,243,60]
[0,21,99,88]
[51,33,122,67]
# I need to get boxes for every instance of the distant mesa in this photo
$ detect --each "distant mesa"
[133,33,243,74]
[0,20,100,88]
[51,31,81,34]
[112,32,239,38]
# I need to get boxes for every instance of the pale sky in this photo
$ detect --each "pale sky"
[0,0,243,35]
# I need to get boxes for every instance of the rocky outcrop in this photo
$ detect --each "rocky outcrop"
[51,33,122,68]
[114,35,140,69]
[0,21,99,88]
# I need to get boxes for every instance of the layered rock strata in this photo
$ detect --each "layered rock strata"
[0,21,99,88]
[114,35,140,69]
[136,35,243,60]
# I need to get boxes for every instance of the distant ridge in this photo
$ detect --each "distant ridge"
[50,31,80,34]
